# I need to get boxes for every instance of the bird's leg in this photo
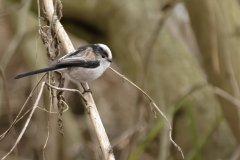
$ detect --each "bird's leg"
[80,83,92,94]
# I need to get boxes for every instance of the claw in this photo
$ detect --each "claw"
[80,83,92,94]
[82,88,92,94]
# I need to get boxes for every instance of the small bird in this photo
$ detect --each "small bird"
[15,44,112,92]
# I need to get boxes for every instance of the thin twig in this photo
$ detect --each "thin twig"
[109,67,184,159]
[43,75,52,160]
[37,101,69,113]
[37,0,41,28]
[45,83,87,103]
[0,73,47,141]
[109,67,152,100]
[1,82,46,160]
[213,87,240,110]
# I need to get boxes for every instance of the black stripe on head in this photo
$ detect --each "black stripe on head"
[95,45,108,58]
[99,47,109,58]
[89,44,109,58]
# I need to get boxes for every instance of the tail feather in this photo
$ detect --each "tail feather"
[14,66,64,79]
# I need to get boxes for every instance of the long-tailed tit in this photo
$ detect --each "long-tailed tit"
[15,44,112,92]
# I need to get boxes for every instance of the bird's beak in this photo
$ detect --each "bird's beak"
[107,58,112,63]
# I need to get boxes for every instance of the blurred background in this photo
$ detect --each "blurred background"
[0,0,240,159]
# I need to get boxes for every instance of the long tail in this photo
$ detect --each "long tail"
[15,66,65,79]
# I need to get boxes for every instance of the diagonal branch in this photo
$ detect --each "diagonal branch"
[42,0,115,159]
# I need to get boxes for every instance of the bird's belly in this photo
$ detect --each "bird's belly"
[66,67,103,83]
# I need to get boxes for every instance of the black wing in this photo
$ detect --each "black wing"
[15,45,100,79]
[56,59,100,68]
[56,45,100,68]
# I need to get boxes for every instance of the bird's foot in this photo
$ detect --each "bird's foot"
[82,88,92,94]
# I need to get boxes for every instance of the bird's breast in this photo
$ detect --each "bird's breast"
[66,67,104,83]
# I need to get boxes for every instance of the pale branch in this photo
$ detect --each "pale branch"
[109,67,184,159]
[42,0,115,159]
[213,87,240,110]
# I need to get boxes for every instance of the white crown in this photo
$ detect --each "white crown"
[97,44,112,59]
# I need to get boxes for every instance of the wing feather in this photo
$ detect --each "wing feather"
[66,46,97,61]
[57,46,99,68]
[56,59,100,68]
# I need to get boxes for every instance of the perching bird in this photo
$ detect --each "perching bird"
[15,44,112,92]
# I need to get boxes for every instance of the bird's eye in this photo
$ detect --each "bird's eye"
[102,55,106,58]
